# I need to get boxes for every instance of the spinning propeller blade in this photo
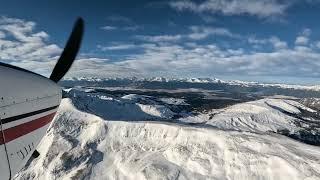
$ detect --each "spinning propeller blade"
[49,17,84,82]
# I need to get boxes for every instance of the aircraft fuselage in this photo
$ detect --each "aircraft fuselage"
[0,64,61,179]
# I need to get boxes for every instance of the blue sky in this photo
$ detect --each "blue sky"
[1,0,320,84]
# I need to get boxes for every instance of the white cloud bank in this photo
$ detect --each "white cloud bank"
[134,26,238,43]
[0,16,142,78]
[169,0,290,18]
[115,43,320,78]
[0,16,61,61]
[2,16,320,83]
[0,16,62,76]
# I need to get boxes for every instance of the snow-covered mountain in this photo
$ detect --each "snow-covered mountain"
[60,77,320,102]
[300,98,320,111]
[15,88,320,180]
[63,77,224,84]
[181,98,320,145]
[63,87,320,145]
[63,88,176,121]
[62,76,320,91]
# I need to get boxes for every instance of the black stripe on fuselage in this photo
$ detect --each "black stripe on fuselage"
[1,105,59,124]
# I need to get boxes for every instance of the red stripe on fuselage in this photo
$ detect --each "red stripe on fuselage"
[0,112,56,145]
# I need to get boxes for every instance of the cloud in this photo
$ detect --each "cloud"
[269,36,287,49]
[248,36,268,44]
[95,25,320,80]
[135,26,238,43]
[295,36,309,45]
[188,26,239,40]
[169,0,290,18]
[316,41,320,49]
[302,28,312,36]
[98,44,138,51]
[0,31,5,38]
[101,25,141,31]
[0,16,62,76]
[135,34,183,42]
[113,42,320,78]
[102,15,141,31]
[10,57,142,78]
[0,16,141,78]
[3,16,320,82]
[248,36,288,50]
[295,28,311,45]
[65,58,142,78]
[200,15,217,23]
[101,26,118,31]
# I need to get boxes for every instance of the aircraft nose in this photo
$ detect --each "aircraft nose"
[0,65,61,119]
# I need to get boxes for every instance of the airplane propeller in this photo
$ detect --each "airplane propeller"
[31,18,83,160]
[49,17,84,83]
[0,18,84,163]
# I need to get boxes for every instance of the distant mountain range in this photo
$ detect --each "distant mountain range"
[63,76,320,91]
[61,77,320,99]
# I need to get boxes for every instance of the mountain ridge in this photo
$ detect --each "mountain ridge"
[62,76,320,91]
[15,96,320,179]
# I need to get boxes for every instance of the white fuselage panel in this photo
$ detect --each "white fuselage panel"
[0,65,62,179]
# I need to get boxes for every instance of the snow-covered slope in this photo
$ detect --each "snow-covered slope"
[180,98,318,133]
[15,98,320,180]
[300,98,320,111]
[65,88,175,121]
[75,85,320,145]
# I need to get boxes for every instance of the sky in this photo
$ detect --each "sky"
[1,0,320,84]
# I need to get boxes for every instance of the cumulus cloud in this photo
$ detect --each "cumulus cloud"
[101,25,141,31]
[0,16,61,66]
[269,36,287,49]
[65,58,142,78]
[0,31,6,38]
[3,16,320,82]
[248,36,288,50]
[95,23,320,80]
[101,26,118,30]
[302,28,312,36]
[0,16,63,77]
[188,26,239,40]
[135,34,183,42]
[135,26,238,43]
[0,16,142,78]
[248,36,268,44]
[295,28,311,45]
[114,42,320,78]
[295,36,309,45]
[98,44,138,50]
[316,41,320,49]
[169,0,290,18]
[102,15,142,32]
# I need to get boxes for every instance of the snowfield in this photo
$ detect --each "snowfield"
[64,88,175,121]
[180,98,319,134]
[15,96,320,180]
